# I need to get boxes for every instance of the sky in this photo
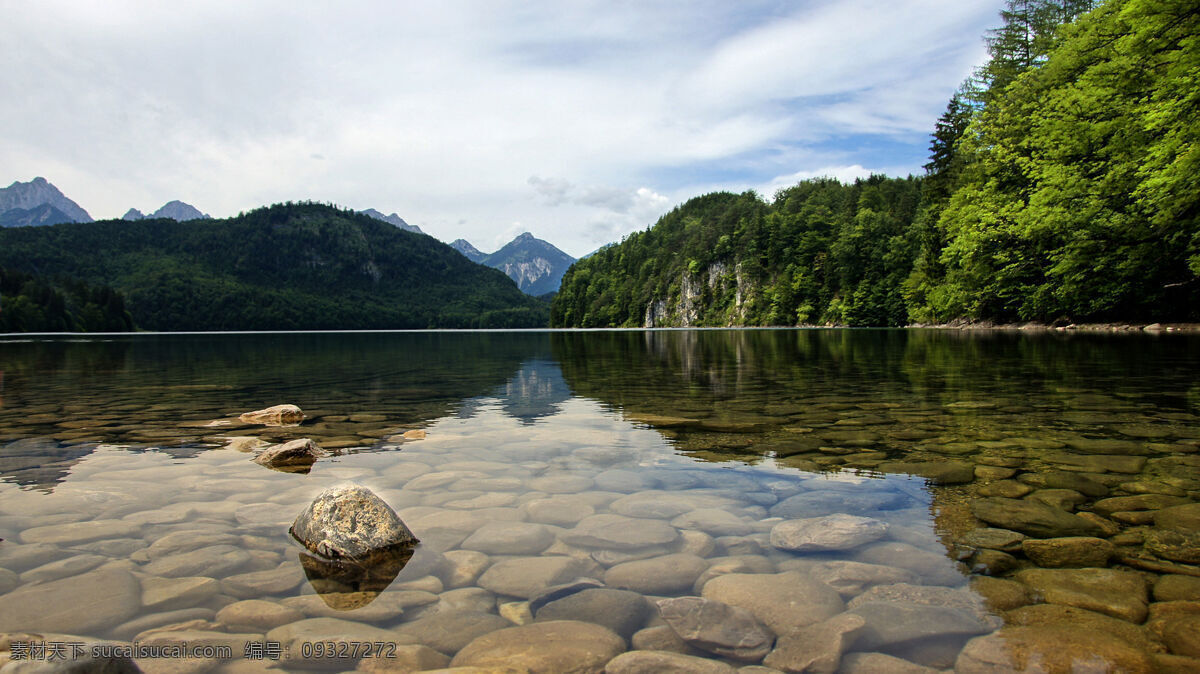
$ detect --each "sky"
[2,1,1006,258]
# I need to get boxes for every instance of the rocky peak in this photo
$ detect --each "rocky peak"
[0,177,93,223]
[150,200,210,221]
[359,208,423,234]
[122,208,145,221]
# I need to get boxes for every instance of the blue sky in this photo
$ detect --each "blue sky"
[2,0,1006,257]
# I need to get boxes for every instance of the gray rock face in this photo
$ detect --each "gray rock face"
[770,514,889,552]
[0,177,93,223]
[290,484,418,559]
[969,497,1104,538]
[657,596,774,662]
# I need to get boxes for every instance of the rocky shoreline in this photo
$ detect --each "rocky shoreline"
[907,320,1200,333]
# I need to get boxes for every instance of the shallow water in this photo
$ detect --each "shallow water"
[0,330,1198,672]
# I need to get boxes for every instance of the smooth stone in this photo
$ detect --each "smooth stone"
[477,556,597,599]
[1095,494,1191,516]
[763,612,865,674]
[846,583,990,616]
[0,568,140,633]
[969,498,1103,538]
[1042,452,1146,474]
[1025,488,1086,512]
[1006,604,1160,654]
[671,509,754,536]
[1155,575,1200,601]
[19,519,141,545]
[974,465,1016,480]
[395,609,514,655]
[499,600,534,625]
[221,567,305,598]
[408,587,497,621]
[291,484,417,559]
[1145,527,1200,564]
[0,542,64,573]
[354,644,450,672]
[449,620,624,671]
[266,618,418,668]
[147,530,241,559]
[141,575,220,611]
[1021,536,1115,568]
[18,553,106,584]
[848,601,993,668]
[215,600,305,632]
[1017,470,1109,496]
[281,591,436,622]
[839,652,939,673]
[1063,438,1152,455]
[657,596,773,662]
[605,650,737,673]
[441,550,491,589]
[1154,654,1200,673]
[1015,567,1149,622]
[144,545,253,578]
[0,567,17,595]
[564,514,680,550]
[591,544,677,566]
[969,576,1035,611]
[955,626,1155,673]
[976,480,1034,498]
[630,625,703,656]
[521,497,595,526]
[959,528,1026,553]
[137,628,260,653]
[875,460,975,484]
[1156,503,1200,531]
[768,491,905,518]
[809,561,916,597]
[769,514,888,552]
[1162,615,1200,657]
[594,469,657,492]
[461,521,555,556]
[528,579,606,615]
[851,542,966,587]
[536,588,649,640]
[604,553,709,595]
[701,572,844,636]
[528,475,595,494]
[693,555,776,594]
[110,608,217,641]
[967,549,1019,576]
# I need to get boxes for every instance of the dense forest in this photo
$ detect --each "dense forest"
[553,0,1198,327]
[0,203,548,331]
[0,268,134,333]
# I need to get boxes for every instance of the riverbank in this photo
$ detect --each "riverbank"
[908,320,1200,333]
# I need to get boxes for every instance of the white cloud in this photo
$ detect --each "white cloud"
[0,0,1005,257]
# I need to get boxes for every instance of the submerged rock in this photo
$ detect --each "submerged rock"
[239,403,305,425]
[955,626,1155,673]
[770,514,889,552]
[1021,536,1115,568]
[450,620,625,671]
[252,438,327,471]
[290,484,418,559]
[657,596,774,662]
[1015,567,1149,622]
[969,497,1103,538]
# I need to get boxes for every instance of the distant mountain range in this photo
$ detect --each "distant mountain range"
[0,176,580,296]
[451,233,576,296]
[123,200,211,222]
[359,208,423,234]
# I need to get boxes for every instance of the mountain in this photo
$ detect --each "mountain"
[0,202,548,330]
[360,208,422,233]
[450,239,486,263]
[122,208,145,221]
[0,177,92,223]
[454,233,576,296]
[150,200,209,221]
[0,204,78,228]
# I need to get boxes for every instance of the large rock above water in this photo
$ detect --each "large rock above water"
[450,620,625,671]
[252,438,326,470]
[0,567,141,633]
[239,404,305,425]
[969,497,1103,538]
[770,514,889,552]
[291,484,417,559]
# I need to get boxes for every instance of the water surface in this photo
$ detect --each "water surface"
[0,330,1197,671]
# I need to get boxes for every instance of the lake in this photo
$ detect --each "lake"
[0,329,1198,672]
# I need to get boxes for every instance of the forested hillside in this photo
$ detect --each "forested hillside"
[0,268,134,333]
[0,202,548,330]
[553,0,1198,327]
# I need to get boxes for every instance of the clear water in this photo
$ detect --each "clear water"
[0,330,1197,671]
